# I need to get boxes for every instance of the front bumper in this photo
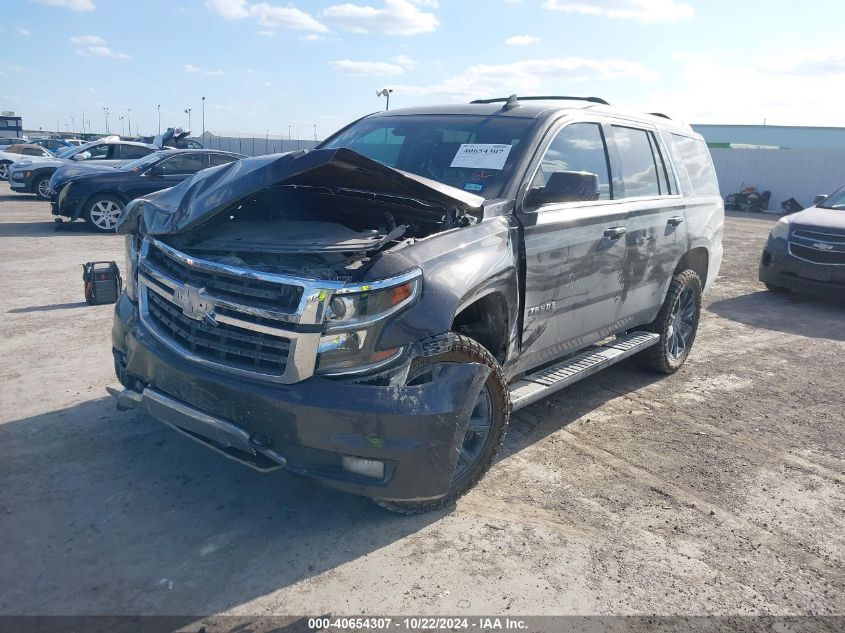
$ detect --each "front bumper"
[8,171,33,193]
[111,293,489,501]
[759,237,845,294]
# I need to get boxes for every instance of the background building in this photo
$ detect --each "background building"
[692,124,845,212]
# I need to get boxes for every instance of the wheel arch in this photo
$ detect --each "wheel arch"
[78,190,130,221]
[674,246,709,286]
[451,287,512,365]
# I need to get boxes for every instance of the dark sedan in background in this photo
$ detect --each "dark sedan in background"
[759,185,845,296]
[50,149,245,231]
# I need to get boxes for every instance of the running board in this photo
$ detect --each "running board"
[509,331,659,411]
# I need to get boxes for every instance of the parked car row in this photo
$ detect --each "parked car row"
[45,149,244,231]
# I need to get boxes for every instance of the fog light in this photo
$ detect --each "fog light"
[341,456,385,480]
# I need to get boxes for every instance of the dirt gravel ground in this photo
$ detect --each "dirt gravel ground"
[0,181,842,621]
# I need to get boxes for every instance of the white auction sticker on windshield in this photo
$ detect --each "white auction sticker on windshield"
[450,144,512,170]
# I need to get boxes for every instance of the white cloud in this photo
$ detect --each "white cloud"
[7,65,26,72]
[184,64,225,76]
[301,33,323,41]
[505,34,539,45]
[639,48,845,126]
[206,0,328,32]
[321,0,438,35]
[77,45,131,59]
[542,0,694,22]
[394,57,656,101]
[18,27,31,36]
[393,54,416,69]
[330,60,408,76]
[30,0,94,11]
[255,29,275,36]
[70,34,106,44]
[264,80,272,86]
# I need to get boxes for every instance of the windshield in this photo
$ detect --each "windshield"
[818,186,845,210]
[120,152,166,172]
[320,114,538,199]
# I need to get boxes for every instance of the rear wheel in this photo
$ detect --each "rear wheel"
[34,175,51,200]
[83,195,125,233]
[0,161,10,181]
[374,335,510,514]
[633,269,702,374]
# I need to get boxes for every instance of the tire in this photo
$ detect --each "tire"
[33,175,51,200]
[82,194,125,233]
[632,269,702,374]
[0,161,10,181]
[374,335,510,514]
[764,282,789,293]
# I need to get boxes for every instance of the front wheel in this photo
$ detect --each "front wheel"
[83,195,125,233]
[633,269,702,374]
[34,175,51,200]
[374,335,510,514]
[0,161,10,181]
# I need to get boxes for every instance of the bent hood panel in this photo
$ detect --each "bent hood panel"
[117,148,484,236]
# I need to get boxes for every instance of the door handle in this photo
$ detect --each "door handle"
[604,226,627,240]
[668,216,684,227]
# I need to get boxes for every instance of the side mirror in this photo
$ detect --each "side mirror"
[525,170,600,208]
[73,152,90,161]
[813,194,828,206]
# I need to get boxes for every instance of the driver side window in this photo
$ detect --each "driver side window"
[528,123,612,208]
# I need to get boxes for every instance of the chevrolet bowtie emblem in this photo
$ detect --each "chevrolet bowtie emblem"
[811,242,834,251]
[172,284,216,323]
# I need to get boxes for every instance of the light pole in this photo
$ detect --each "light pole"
[70,116,75,135]
[288,124,291,140]
[127,108,131,137]
[81,114,85,136]
[376,88,393,111]
[313,123,317,141]
[201,96,205,140]
[184,108,192,129]
[157,105,161,134]
[265,129,269,154]
[119,116,125,136]
[103,107,110,134]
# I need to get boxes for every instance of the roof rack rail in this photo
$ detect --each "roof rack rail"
[648,112,671,119]
[471,95,610,106]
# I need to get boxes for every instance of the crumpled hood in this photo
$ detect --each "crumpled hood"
[790,206,845,231]
[117,147,484,236]
[50,161,119,190]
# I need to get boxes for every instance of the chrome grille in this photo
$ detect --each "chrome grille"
[788,226,845,266]
[146,289,291,376]
[146,242,302,314]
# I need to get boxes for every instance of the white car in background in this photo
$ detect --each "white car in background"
[0,144,54,180]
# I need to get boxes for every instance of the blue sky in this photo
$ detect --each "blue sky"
[3,0,844,138]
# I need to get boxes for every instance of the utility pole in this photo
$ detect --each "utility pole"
[128,108,131,137]
[201,96,206,140]
[157,105,161,134]
[103,107,110,135]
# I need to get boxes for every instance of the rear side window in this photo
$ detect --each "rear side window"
[610,126,664,198]
[209,153,238,167]
[530,123,612,201]
[22,148,43,156]
[159,154,207,174]
[119,144,152,159]
[668,134,719,196]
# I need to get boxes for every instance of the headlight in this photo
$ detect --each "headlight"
[124,235,141,301]
[315,273,421,375]
[324,276,421,331]
[769,217,790,241]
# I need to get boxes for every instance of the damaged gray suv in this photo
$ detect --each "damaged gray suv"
[111,95,723,513]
